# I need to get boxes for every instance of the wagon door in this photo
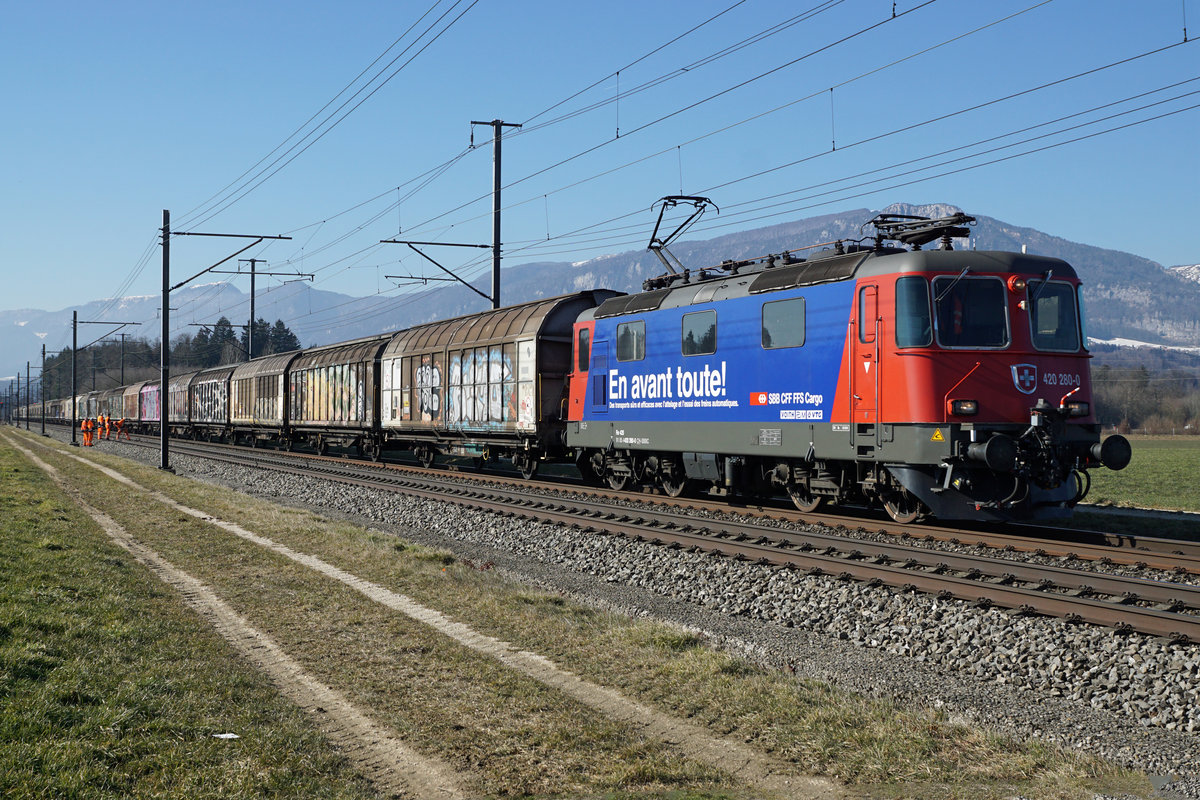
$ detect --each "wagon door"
[852,284,879,425]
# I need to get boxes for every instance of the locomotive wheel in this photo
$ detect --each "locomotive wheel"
[659,472,688,498]
[576,451,607,487]
[658,461,688,497]
[787,485,822,513]
[606,471,631,491]
[881,487,925,524]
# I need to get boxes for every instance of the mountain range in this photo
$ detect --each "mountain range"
[4,203,1199,388]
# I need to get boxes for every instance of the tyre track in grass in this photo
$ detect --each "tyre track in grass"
[7,434,471,800]
[15,432,843,800]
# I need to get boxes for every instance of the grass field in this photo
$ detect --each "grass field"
[0,431,1156,799]
[1086,435,1200,512]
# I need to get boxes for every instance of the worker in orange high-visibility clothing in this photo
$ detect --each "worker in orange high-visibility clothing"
[102,413,111,440]
[82,417,93,447]
[116,417,130,440]
[80,417,89,446]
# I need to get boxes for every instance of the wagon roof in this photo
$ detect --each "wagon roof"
[229,350,301,381]
[382,290,619,356]
[192,364,239,382]
[167,371,200,391]
[288,335,392,370]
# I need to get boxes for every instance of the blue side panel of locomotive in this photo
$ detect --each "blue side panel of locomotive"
[583,280,854,423]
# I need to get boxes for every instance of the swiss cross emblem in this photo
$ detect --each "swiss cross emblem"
[1012,363,1038,394]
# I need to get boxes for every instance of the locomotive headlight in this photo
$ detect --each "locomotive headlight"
[1065,401,1089,417]
[947,399,978,416]
[1007,276,1027,293]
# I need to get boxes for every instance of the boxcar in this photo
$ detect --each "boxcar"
[139,381,161,432]
[122,382,146,423]
[190,365,237,441]
[166,372,197,436]
[286,336,390,456]
[379,290,619,475]
[229,351,299,446]
[98,387,124,421]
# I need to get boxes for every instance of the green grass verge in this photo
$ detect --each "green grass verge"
[0,444,377,799]
[1087,435,1200,513]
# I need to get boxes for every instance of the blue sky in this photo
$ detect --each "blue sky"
[3,0,1197,353]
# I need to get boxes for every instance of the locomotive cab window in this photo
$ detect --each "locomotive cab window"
[933,275,1009,349]
[895,276,932,347]
[576,327,590,372]
[1028,280,1081,352]
[682,310,716,356]
[616,320,645,362]
[761,297,805,349]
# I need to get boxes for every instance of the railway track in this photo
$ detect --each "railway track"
[119,435,1200,644]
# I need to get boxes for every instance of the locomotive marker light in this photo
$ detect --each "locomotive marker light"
[947,399,979,416]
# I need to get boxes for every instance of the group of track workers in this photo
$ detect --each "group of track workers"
[79,413,130,446]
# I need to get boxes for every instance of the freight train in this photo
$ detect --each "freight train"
[17,212,1130,523]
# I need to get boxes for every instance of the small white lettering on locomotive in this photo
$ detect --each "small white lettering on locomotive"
[1041,372,1081,387]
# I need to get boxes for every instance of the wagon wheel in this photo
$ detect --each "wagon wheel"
[881,486,925,524]
[316,437,329,456]
[787,484,822,514]
[416,446,435,469]
[514,454,538,481]
[359,439,382,463]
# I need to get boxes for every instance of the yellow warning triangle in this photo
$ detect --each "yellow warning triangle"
[930,429,945,442]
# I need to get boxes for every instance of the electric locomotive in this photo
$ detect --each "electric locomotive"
[565,210,1130,522]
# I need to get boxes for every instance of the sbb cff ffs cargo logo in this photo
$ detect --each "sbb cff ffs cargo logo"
[1012,363,1038,394]
[750,392,769,406]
